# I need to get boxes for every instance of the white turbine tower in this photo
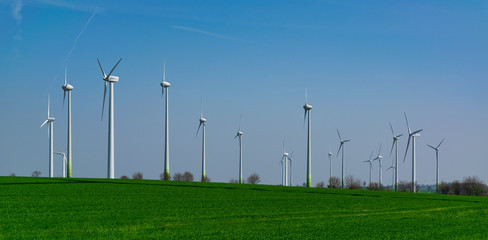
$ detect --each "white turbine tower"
[40,96,55,178]
[388,123,403,191]
[288,152,294,187]
[97,58,122,179]
[280,141,289,186]
[328,148,333,182]
[160,61,171,180]
[373,144,383,188]
[234,119,243,184]
[62,67,74,178]
[336,129,351,189]
[54,152,67,178]
[386,164,396,190]
[403,112,423,193]
[427,139,445,193]
[363,152,374,186]
[196,109,207,182]
[303,90,312,187]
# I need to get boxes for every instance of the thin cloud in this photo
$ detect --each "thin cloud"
[35,0,100,12]
[11,0,23,24]
[171,25,241,41]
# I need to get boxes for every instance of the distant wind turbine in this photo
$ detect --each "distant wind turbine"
[196,106,207,182]
[336,129,351,189]
[160,60,171,180]
[363,151,374,186]
[403,113,423,193]
[388,123,403,191]
[328,148,333,182]
[386,164,396,190]
[62,67,74,178]
[427,138,445,193]
[280,141,289,186]
[40,96,55,178]
[54,152,67,178]
[303,90,312,187]
[97,58,122,179]
[288,151,294,187]
[373,144,383,188]
[234,118,243,184]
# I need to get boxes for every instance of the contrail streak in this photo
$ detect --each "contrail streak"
[171,25,241,41]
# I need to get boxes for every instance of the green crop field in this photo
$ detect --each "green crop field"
[0,177,487,239]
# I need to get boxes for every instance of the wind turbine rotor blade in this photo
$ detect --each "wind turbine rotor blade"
[289,151,294,159]
[389,122,395,136]
[412,129,423,135]
[344,140,351,143]
[386,166,394,171]
[336,143,343,157]
[305,88,308,105]
[403,136,411,163]
[404,112,411,134]
[40,120,48,128]
[389,140,395,158]
[437,138,445,148]
[101,81,107,121]
[378,143,382,156]
[163,60,166,82]
[106,58,122,78]
[369,151,373,160]
[336,129,342,141]
[397,134,403,138]
[161,86,164,98]
[303,110,307,123]
[63,91,66,107]
[196,122,202,137]
[427,144,436,150]
[234,133,239,139]
[282,141,285,155]
[47,95,50,117]
[97,58,106,77]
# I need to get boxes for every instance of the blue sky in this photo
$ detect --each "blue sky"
[0,0,487,186]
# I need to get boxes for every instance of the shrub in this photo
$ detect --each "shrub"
[182,171,194,181]
[120,175,129,179]
[173,172,184,181]
[439,181,450,194]
[229,179,239,183]
[451,180,461,195]
[398,181,417,192]
[32,171,41,177]
[346,176,362,189]
[462,176,487,196]
[9,173,16,177]
[328,177,341,188]
[247,173,260,184]
[202,176,211,182]
[160,172,171,181]
[132,172,143,179]
[367,182,380,191]
[315,181,326,188]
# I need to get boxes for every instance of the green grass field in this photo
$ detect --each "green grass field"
[0,177,487,239]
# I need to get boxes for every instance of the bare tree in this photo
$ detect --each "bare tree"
[328,177,341,188]
[9,173,16,177]
[32,171,41,177]
[202,176,211,182]
[451,180,462,195]
[247,173,260,184]
[315,181,326,188]
[173,172,184,181]
[367,182,380,191]
[183,171,194,181]
[229,179,239,183]
[462,176,487,196]
[345,175,362,189]
[398,181,417,192]
[120,175,129,179]
[132,172,143,179]
[439,181,450,194]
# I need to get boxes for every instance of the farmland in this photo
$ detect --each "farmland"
[0,177,487,239]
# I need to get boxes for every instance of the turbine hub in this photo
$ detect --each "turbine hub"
[200,117,206,123]
[161,81,171,88]
[303,104,312,110]
[62,84,74,91]
[238,131,243,135]
[106,76,119,82]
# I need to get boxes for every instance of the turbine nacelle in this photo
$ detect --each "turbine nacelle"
[161,81,171,88]
[105,76,119,82]
[200,117,207,123]
[303,104,312,110]
[62,84,74,91]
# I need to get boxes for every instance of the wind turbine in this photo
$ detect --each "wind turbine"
[389,123,403,191]
[373,144,383,188]
[427,138,445,193]
[62,67,74,178]
[97,58,122,179]
[403,112,423,193]
[386,164,396,190]
[54,152,67,178]
[196,107,207,182]
[234,119,243,184]
[40,96,55,178]
[303,90,312,187]
[160,60,171,180]
[280,141,289,186]
[336,129,351,189]
[363,152,374,186]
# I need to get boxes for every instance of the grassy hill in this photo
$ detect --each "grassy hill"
[0,177,487,239]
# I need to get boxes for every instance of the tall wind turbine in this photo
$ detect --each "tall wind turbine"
[196,108,207,182]
[160,61,171,180]
[288,151,294,186]
[373,144,383,188]
[280,142,289,186]
[40,96,55,178]
[389,123,403,191]
[403,113,423,193]
[336,129,351,189]
[363,152,374,186]
[62,67,74,178]
[234,119,243,184]
[54,152,67,178]
[97,58,122,179]
[303,90,312,187]
[427,138,445,193]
